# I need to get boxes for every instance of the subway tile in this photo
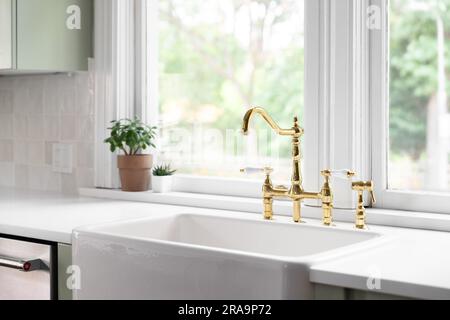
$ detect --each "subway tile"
[0,163,14,187]
[76,167,95,188]
[76,74,94,116]
[0,140,13,162]
[27,115,45,140]
[13,87,30,115]
[61,171,79,195]
[28,165,47,191]
[60,115,79,141]
[45,141,56,166]
[77,142,95,168]
[13,140,28,164]
[28,165,61,192]
[13,115,28,139]
[0,90,13,114]
[1,74,95,193]
[78,116,95,142]
[28,81,44,115]
[45,168,62,192]
[14,164,29,189]
[43,77,61,116]
[27,141,45,165]
[59,78,77,116]
[0,78,12,90]
[44,116,60,140]
[0,114,13,139]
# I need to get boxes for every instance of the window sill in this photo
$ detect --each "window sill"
[79,188,450,233]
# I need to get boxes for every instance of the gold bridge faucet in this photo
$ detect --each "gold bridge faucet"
[241,107,355,225]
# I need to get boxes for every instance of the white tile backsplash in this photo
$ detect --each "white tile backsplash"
[0,140,13,162]
[76,167,95,188]
[44,116,60,140]
[78,115,94,141]
[61,170,78,195]
[0,162,14,187]
[27,115,45,140]
[13,140,28,164]
[13,115,28,139]
[0,90,13,114]
[43,77,61,116]
[77,142,95,168]
[28,165,48,190]
[60,115,78,141]
[14,164,29,188]
[0,114,13,139]
[0,71,95,194]
[27,141,45,165]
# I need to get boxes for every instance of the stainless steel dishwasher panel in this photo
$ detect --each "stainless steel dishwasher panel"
[0,237,54,300]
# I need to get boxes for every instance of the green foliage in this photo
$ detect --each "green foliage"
[158,0,304,159]
[152,164,177,176]
[104,118,157,156]
[157,0,450,166]
[389,0,450,159]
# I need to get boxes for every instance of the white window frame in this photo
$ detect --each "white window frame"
[94,0,135,189]
[95,0,329,199]
[93,0,386,211]
[370,0,450,214]
[139,0,374,207]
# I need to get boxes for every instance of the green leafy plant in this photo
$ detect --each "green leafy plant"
[152,164,176,177]
[104,118,157,155]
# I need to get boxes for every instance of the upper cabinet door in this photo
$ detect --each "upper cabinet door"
[16,0,93,71]
[0,0,13,69]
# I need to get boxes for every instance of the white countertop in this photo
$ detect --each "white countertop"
[0,188,193,244]
[1,187,450,300]
[310,225,450,300]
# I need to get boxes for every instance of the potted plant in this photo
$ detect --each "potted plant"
[104,118,157,192]
[152,164,176,193]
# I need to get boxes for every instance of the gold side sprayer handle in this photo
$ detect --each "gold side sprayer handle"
[351,181,376,229]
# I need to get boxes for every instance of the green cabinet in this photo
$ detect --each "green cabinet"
[0,0,13,69]
[0,0,92,73]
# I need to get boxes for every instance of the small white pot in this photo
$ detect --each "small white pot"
[152,175,173,193]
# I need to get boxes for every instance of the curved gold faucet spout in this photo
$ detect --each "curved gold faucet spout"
[241,106,314,224]
[242,107,299,137]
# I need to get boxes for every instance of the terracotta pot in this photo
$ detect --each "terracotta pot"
[117,155,153,192]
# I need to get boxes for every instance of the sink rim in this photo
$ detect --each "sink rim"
[74,212,392,265]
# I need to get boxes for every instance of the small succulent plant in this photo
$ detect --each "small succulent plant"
[152,164,176,177]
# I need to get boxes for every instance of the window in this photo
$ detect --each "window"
[389,0,450,193]
[155,0,305,181]
[372,0,450,213]
[95,0,450,217]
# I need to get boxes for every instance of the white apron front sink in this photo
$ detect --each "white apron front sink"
[73,212,384,300]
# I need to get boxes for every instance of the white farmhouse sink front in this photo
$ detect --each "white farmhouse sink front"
[72,212,384,300]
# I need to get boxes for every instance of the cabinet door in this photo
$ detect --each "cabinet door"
[0,0,13,69]
[0,237,54,300]
[16,0,92,71]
